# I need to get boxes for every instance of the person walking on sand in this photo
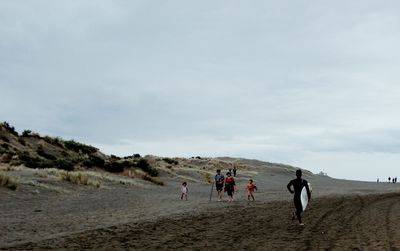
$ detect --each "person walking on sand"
[388,177,391,183]
[247,179,257,201]
[181,182,188,200]
[287,169,311,226]
[214,169,225,201]
[233,166,237,177]
[224,172,236,202]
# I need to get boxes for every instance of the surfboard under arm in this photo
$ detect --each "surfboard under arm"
[301,186,309,211]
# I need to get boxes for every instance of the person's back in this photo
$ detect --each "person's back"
[288,178,309,198]
[287,169,311,225]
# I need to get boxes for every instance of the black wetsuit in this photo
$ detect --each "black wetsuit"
[287,178,311,223]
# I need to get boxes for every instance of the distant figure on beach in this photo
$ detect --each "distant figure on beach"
[233,166,237,177]
[214,169,225,201]
[389,177,391,183]
[247,179,257,201]
[181,182,188,200]
[224,172,236,202]
[287,169,311,226]
[377,178,379,183]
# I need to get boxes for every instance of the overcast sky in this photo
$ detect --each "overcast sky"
[1,1,400,181]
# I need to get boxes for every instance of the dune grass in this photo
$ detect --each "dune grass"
[123,169,164,186]
[0,172,17,190]
[59,171,100,188]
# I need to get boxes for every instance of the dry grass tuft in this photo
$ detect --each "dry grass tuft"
[0,172,17,190]
[60,171,100,188]
[124,169,164,186]
[142,174,164,186]
[205,173,212,184]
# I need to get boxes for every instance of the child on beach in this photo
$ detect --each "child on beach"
[247,179,258,201]
[181,182,188,200]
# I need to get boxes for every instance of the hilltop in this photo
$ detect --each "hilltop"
[0,121,310,192]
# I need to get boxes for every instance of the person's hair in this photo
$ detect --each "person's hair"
[296,169,302,178]
[182,182,187,185]
[226,172,231,175]
[216,169,221,172]
[249,179,253,182]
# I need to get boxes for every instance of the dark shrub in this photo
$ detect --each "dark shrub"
[162,158,178,165]
[37,145,56,160]
[43,136,64,148]
[64,140,97,154]
[104,161,124,173]
[1,143,9,149]
[110,155,121,160]
[18,151,74,170]
[18,152,43,168]
[136,158,158,176]
[1,122,18,136]
[0,135,9,142]
[196,156,202,159]
[55,159,75,171]
[83,155,105,168]
[22,130,32,137]
[142,174,164,186]
[133,153,141,158]
[18,137,26,145]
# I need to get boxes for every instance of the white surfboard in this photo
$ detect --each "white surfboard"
[301,186,309,211]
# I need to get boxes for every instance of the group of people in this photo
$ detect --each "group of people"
[180,168,311,226]
[214,169,257,202]
[388,177,398,183]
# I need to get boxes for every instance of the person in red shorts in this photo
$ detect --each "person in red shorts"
[247,179,257,201]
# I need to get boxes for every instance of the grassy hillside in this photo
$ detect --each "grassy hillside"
[0,122,157,176]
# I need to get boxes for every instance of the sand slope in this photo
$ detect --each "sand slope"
[1,158,400,250]
[3,193,400,250]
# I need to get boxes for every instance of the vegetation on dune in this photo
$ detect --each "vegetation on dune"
[83,154,105,168]
[162,157,179,165]
[104,161,125,173]
[0,122,160,180]
[136,158,158,176]
[0,122,18,136]
[0,173,17,190]
[64,140,97,154]
[60,171,100,187]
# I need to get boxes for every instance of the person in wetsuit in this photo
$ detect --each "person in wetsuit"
[287,169,311,225]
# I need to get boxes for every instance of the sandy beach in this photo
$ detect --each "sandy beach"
[5,193,400,251]
[1,158,400,250]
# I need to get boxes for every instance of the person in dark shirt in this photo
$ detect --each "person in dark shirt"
[287,169,311,225]
[214,169,225,201]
